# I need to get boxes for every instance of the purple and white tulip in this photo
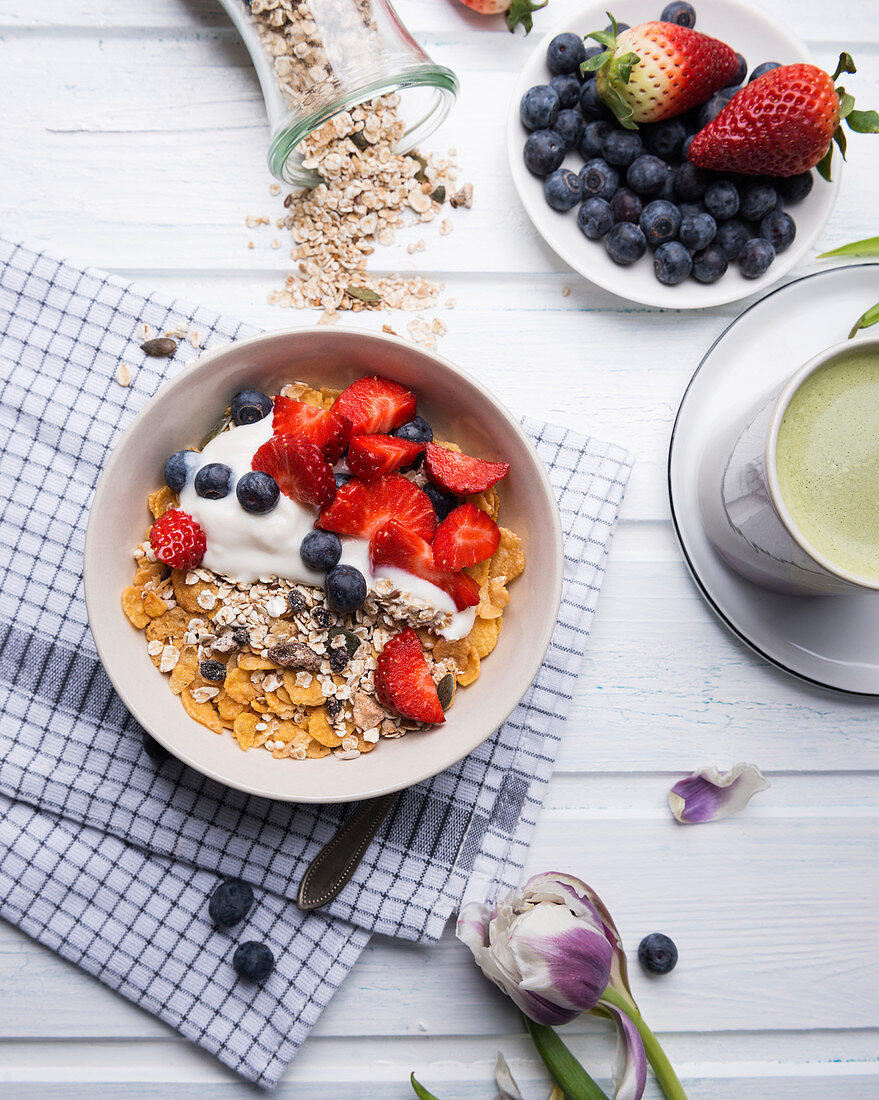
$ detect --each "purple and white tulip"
[668,763,770,824]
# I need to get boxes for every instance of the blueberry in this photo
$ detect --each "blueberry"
[680,133,695,160]
[326,564,367,613]
[760,210,796,253]
[673,161,710,201]
[300,529,343,572]
[550,72,582,108]
[547,32,586,75]
[524,130,565,177]
[286,591,306,616]
[658,166,678,203]
[209,879,254,928]
[579,80,613,121]
[691,243,729,283]
[236,470,279,514]
[231,389,272,426]
[579,120,614,159]
[605,222,647,265]
[640,199,682,247]
[704,180,740,220]
[638,932,678,974]
[777,171,813,204]
[424,483,459,521]
[679,212,716,251]
[660,1,696,27]
[610,187,642,224]
[554,108,586,151]
[520,85,559,131]
[653,240,692,284]
[199,659,227,682]
[678,200,706,219]
[394,416,433,444]
[545,168,583,211]
[580,158,619,201]
[232,941,274,982]
[749,61,781,83]
[335,471,352,490]
[698,92,731,129]
[738,182,777,222]
[195,462,233,500]
[642,119,687,158]
[739,237,776,278]
[603,129,644,167]
[715,218,751,259]
[142,732,170,765]
[163,449,198,492]
[627,154,667,195]
[577,197,614,239]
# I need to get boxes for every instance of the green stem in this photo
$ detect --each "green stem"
[600,987,689,1100]
[522,1014,611,1100]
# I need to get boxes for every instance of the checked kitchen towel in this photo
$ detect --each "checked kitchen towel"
[0,236,631,1087]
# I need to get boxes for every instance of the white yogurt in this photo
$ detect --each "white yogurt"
[177,416,475,639]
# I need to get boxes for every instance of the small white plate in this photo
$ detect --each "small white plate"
[669,264,879,695]
[507,0,841,310]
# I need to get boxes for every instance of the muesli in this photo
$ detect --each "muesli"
[122,375,524,762]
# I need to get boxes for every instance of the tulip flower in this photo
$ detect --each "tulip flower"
[668,763,770,824]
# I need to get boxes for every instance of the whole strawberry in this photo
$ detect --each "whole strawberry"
[584,15,740,128]
[689,53,879,178]
[454,0,547,34]
[150,509,206,570]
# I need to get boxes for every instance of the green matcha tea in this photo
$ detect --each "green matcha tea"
[775,348,879,580]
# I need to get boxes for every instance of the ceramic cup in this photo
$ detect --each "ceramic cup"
[698,337,879,596]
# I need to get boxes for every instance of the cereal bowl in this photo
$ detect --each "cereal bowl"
[84,328,564,803]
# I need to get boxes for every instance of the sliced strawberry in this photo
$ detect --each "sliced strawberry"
[424,443,510,495]
[375,628,445,725]
[318,473,436,542]
[346,434,425,482]
[331,376,416,435]
[252,433,336,508]
[432,503,501,571]
[370,519,480,611]
[272,396,351,463]
[149,509,206,570]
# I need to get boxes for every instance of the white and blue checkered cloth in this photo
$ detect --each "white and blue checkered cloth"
[0,236,631,1087]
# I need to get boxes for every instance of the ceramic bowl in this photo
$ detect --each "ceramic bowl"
[84,328,564,803]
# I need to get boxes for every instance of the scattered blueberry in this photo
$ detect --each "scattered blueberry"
[715,218,751,259]
[627,154,667,195]
[603,129,644,167]
[209,879,254,928]
[326,564,367,613]
[691,243,729,283]
[550,72,582,109]
[725,52,748,87]
[424,483,459,521]
[640,199,682,247]
[580,120,614,159]
[661,1,696,27]
[524,129,565,177]
[653,240,692,285]
[749,61,781,83]
[232,941,274,982]
[394,416,433,444]
[579,80,614,122]
[577,197,614,239]
[142,731,170,765]
[545,168,584,211]
[520,85,559,132]
[231,389,272,426]
[739,237,776,278]
[236,470,279,514]
[673,161,710,201]
[678,200,706,219]
[335,471,352,490]
[195,462,233,500]
[555,108,586,151]
[643,118,687,158]
[163,449,198,493]
[581,158,620,201]
[658,166,678,202]
[760,209,796,253]
[547,32,586,75]
[638,932,678,974]
[739,182,779,222]
[286,591,306,616]
[610,187,642,224]
[777,171,813,204]
[300,529,343,572]
[605,222,647,265]
[679,212,716,251]
[704,179,740,220]
[199,659,227,682]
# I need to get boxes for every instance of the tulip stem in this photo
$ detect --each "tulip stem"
[599,988,689,1100]
[521,1014,611,1100]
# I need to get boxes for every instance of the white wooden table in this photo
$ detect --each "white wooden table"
[2,0,879,1095]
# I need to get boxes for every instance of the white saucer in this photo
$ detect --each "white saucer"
[669,264,879,695]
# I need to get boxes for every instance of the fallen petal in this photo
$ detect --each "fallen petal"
[495,1052,526,1100]
[594,1001,648,1100]
[668,763,771,824]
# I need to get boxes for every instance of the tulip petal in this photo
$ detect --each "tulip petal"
[495,1052,526,1100]
[456,901,491,950]
[668,763,771,824]
[593,1002,647,1100]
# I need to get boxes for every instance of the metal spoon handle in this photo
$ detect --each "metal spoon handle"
[296,792,399,911]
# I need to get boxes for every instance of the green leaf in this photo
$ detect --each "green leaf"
[616,50,641,85]
[819,236,879,258]
[582,49,612,72]
[588,29,617,47]
[846,108,879,134]
[410,1073,442,1100]
[837,90,855,120]
[832,52,857,80]
[834,126,848,160]
[346,286,382,303]
[521,1015,611,1100]
[504,0,547,34]
[849,301,879,339]
[816,144,834,182]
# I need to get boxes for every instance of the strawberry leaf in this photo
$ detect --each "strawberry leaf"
[833,126,848,160]
[505,0,547,34]
[846,108,879,134]
[837,90,855,120]
[816,145,834,182]
[582,48,612,72]
[832,52,857,80]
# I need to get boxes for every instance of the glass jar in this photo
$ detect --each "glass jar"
[220,0,459,187]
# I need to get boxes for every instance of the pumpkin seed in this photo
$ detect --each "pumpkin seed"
[437,672,455,711]
[346,286,382,303]
[430,185,446,204]
[140,337,177,358]
[328,626,362,658]
[199,410,232,449]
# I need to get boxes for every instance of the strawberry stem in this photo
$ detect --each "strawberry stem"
[505,0,547,34]
[583,12,641,129]
[819,53,879,181]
